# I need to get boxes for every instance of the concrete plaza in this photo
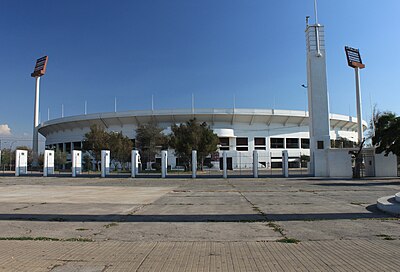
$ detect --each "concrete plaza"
[0,176,399,271]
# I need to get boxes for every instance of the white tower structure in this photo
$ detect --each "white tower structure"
[31,56,48,168]
[305,3,331,176]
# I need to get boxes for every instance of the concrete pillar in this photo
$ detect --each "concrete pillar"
[161,150,168,178]
[253,150,259,178]
[15,150,28,177]
[101,150,110,178]
[282,150,289,178]
[306,22,331,177]
[192,150,197,179]
[131,150,140,178]
[223,151,227,179]
[43,150,54,177]
[72,150,82,177]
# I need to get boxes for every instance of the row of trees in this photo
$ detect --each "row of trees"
[0,147,67,170]
[82,119,219,172]
[82,127,133,170]
[372,111,400,157]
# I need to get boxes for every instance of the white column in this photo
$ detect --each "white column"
[72,150,82,177]
[32,77,40,167]
[306,23,331,177]
[253,150,259,178]
[43,150,54,177]
[161,150,168,178]
[282,150,289,178]
[223,151,227,179]
[15,150,28,177]
[192,150,197,179]
[355,67,363,144]
[131,150,139,178]
[101,150,110,178]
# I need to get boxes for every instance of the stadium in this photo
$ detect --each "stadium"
[37,108,365,170]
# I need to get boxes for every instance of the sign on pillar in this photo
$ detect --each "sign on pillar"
[222,151,227,179]
[253,150,259,178]
[72,150,82,177]
[161,150,168,178]
[43,150,54,177]
[282,150,289,178]
[101,150,110,178]
[131,150,140,178]
[192,150,197,179]
[15,150,28,176]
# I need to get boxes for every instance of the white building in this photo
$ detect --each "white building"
[38,108,365,170]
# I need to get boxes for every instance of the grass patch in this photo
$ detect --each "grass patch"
[276,237,300,244]
[75,228,89,231]
[13,206,29,211]
[0,237,93,242]
[376,234,396,240]
[64,238,93,242]
[267,222,284,235]
[104,222,119,228]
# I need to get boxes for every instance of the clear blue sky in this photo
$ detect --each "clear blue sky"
[1,0,400,142]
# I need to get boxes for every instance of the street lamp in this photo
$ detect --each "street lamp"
[31,56,49,168]
[345,46,365,144]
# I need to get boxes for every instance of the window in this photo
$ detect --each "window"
[254,137,266,150]
[219,137,229,151]
[317,141,324,149]
[286,138,299,149]
[270,138,284,148]
[301,138,310,149]
[236,137,248,151]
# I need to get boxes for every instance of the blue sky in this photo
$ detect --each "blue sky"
[1,0,400,144]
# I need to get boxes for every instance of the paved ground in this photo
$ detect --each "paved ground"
[0,176,399,271]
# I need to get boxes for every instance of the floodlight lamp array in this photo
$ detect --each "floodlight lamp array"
[31,56,48,77]
[345,46,365,69]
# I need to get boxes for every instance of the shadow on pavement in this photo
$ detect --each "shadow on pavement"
[0,206,396,222]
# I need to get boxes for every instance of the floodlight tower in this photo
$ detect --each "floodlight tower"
[305,0,331,176]
[31,56,49,168]
[345,46,365,144]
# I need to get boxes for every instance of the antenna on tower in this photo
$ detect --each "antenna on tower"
[314,0,319,25]
[313,0,322,57]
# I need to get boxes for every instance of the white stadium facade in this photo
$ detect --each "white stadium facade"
[38,108,366,170]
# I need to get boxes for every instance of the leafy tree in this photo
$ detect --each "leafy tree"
[83,154,92,172]
[169,119,219,170]
[0,148,11,169]
[54,149,67,170]
[108,131,133,170]
[372,111,400,156]
[135,123,168,167]
[82,124,110,168]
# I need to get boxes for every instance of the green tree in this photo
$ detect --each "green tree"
[82,124,110,168]
[0,148,12,169]
[108,131,133,170]
[83,154,92,172]
[372,111,400,156]
[54,149,67,170]
[135,123,168,168]
[169,119,219,170]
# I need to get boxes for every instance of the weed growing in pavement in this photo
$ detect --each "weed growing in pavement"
[0,237,93,242]
[76,228,89,231]
[104,222,119,228]
[376,234,396,240]
[277,238,300,244]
